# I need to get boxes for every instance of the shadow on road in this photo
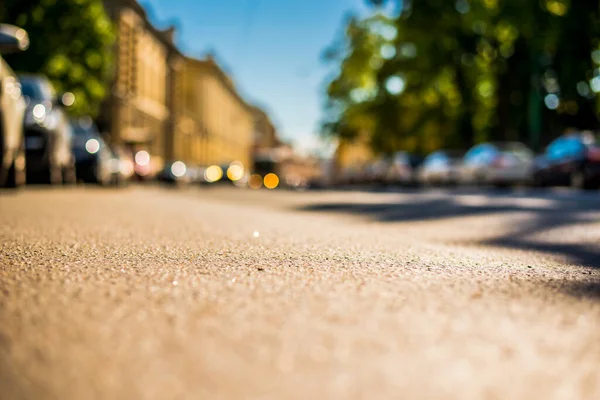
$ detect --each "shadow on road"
[297,189,600,268]
[556,280,600,300]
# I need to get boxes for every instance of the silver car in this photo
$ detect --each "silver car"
[0,24,29,188]
[460,142,534,187]
[20,74,76,184]
[417,150,464,186]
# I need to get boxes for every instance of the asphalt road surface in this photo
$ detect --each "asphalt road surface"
[1,185,600,400]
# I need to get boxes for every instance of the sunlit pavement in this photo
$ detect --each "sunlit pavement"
[1,185,600,399]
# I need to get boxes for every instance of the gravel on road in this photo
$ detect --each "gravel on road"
[1,186,599,399]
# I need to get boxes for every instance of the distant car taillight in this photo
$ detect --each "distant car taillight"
[586,148,600,162]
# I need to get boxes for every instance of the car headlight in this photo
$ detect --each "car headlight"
[85,139,100,154]
[32,104,46,120]
[25,103,59,130]
[24,105,43,125]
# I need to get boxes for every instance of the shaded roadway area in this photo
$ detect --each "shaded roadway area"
[297,188,600,269]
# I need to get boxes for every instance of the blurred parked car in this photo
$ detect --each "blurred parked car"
[199,162,250,187]
[336,165,363,185]
[108,145,134,185]
[185,165,205,184]
[365,158,391,185]
[70,117,113,185]
[283,173,309,191]
[157,161,190,185]
[417,150,464,186]
[132,149,161,181]
[385,151,423,186]
[0,24,29,188]
[531,131,600,189]
[460,142,534,187]
[20,74,75,184]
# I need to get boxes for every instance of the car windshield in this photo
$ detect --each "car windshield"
[19,77,55,101]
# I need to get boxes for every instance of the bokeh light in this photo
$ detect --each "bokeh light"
[136,164,150,176]
[227,161,245,181]
[62,92,75,107]
[15,28,27,41]
[249,174,263,189]
[171,161,187,178]
[32,104,46,120]
[380,44,396,60]
[233,172,249,187]
[385,76,405,95]
[263,173,280,189]
[544,94,560,110]
[120,160,134,177]
[135,150,150,167]
[590,76,600,93]
[204,165,223,183]
[85,138,100,154]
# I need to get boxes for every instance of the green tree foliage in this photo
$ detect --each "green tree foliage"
[324,0,600,154]
[321,14,391,144]
[1,0,115,117]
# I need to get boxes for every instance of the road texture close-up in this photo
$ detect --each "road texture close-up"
[1,186,600,399]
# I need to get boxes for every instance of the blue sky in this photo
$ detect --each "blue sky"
[140,0,380,154]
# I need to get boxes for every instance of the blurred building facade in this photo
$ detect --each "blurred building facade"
[250,105,283,172]
[99,0,266,175]
[100,0,184,175]
[251,106,279,150]
[183,56,254,169]
[168,57,203,167]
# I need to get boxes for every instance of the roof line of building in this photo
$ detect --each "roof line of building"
[185,55,255,112]
[115,1,250,107]
[112,0,182,57]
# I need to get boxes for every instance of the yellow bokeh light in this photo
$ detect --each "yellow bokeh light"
[227,163,245,181]
[263,173,279,189]
[204,165,223,183]
[248,174,263,189]
[545,0,568,16]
